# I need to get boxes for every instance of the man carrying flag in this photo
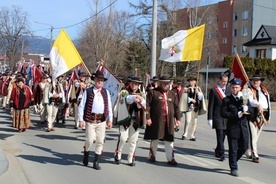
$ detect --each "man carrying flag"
[246,73,271,163]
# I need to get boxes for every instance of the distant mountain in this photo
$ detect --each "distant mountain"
[24,36,80,55]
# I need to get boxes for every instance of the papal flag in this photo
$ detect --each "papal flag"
[159,24,205,62]
[50,29,82,81]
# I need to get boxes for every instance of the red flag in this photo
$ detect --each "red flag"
[67,69,79,91]
[33,66,43,83]
[231,57,248,87]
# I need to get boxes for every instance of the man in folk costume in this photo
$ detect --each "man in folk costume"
[10,77,34,132]
[6,72,17,102]
[78,70,113,170]
[0,73,4,106]
[172,79,184,131]
[246,74,271,163]
[1,72,11,109]
[207,73,230,161]
[113,76,146,166]
[180,77,205,141]
[55,75,67,124]
[39,74,51,124]
[146,76,159,92]
[70,72,88,129]
[144,76,181,166]
[59,74,70,124]
[0,73,9,109]
[45,76,64,132]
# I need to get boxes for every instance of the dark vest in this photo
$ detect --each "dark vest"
[83,87,109,123]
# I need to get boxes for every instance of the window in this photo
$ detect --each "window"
[256,49,266,58]
[233,12,238,20]
[242,11,248,20]
[214,31,218,38]
[207,32,211,39]
[232,45,237,53]
[242,46,247,53]
[223,22,228,28]
[242,27,248,36]
[216,15,218,23]
[206,47,210,55]
[222,38,227,44]
[207,16,212,24]
[233,29,237,37]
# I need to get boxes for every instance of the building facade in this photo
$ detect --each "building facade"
[176,0,276,67]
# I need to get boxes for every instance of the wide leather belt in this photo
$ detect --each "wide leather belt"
[90,113,105,123]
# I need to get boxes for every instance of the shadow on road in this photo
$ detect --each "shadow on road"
[35,134,83,142]
[17,143,83,166]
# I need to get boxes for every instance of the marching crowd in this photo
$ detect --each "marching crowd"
[0,64,271,177]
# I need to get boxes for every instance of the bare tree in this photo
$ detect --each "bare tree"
[0,6,31,69]
[78,0,135,76]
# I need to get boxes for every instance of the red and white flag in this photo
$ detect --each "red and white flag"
[33,66,43,84]
[231,56,248,87]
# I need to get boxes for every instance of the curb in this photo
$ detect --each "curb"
[0,148,9,176]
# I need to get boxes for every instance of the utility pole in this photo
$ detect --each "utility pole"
[205,56,210,100]
[50,25,53,49]
[35,21,54,50]
[150,0,157,77]
[21,40,24,60]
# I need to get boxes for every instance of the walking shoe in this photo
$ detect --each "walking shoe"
[190,138,196,141]
[252,156,259,163]
[114,155,121,165]
[148,156,156,163]
[167,159,177,166]
[129,160,136,167]
[93,154,101,170]
[218,155,225,161]
[230,170,239,177]
[181,135,186,140]
[83,151,89,166]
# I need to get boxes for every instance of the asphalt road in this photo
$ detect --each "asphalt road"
[0,107,275,184]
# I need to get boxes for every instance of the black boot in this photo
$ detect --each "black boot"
[114,154,120,165]
[83,151,89,166]
[93,154,101,170]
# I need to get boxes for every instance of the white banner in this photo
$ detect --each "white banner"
[101,67,121,107]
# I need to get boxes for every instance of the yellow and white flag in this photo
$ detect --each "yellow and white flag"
[159,24,205,62]
[50,29,83,80]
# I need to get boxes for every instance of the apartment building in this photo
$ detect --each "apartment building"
[176,0,276,67]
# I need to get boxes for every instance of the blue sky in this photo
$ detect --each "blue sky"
[1,0,137,39]
[1,0,221,40]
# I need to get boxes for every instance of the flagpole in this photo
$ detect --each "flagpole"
[80,61,91,76]
[150,0,157,77]
[234,50,249,81]
[234,50,267,124]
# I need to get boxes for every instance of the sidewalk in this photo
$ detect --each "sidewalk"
[0,148,8,176]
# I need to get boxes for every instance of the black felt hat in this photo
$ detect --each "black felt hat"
[129,76,143,84]
[150,76,159,81]
[91,70,107,81]
[249,74,264,81]
[159,76,171,82]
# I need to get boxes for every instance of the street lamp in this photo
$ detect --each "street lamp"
[34,21,54,50]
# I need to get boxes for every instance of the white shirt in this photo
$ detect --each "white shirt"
[78,87,113,122]
[249,88,268,109]
[49,84,63,98]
